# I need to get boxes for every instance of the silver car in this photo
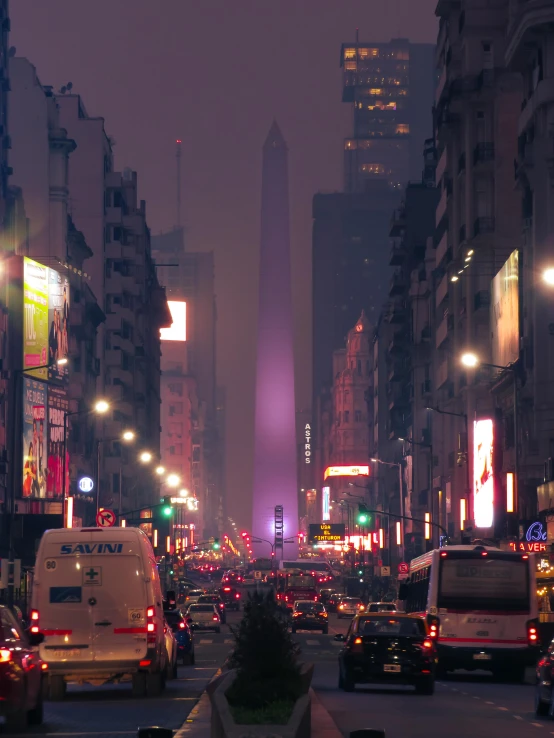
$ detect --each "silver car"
[337,597,365,618]
[186,604,221,633]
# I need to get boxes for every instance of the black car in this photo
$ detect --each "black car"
[291,601,329,634]
[336,614,436,694]
[326,592,343,613]
[197,594,227,624]
[220,585,241,611]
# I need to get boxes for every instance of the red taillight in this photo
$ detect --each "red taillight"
[528,619,539,645]
[422,639,433,649]
[0,650,12,663]
[147,606,156,644]
[179,622,185,629]
[428,615,439,640]
[30,609,40,634]
[41,662,48,671]
[223,587,231,592]
[235,593,240,599]
[212,615,219,621]
[139,659,151,667]
[352,637,363,653]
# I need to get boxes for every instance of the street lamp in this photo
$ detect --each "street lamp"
[155,465,165,476]
[122,430,135,442]
[461,352,479,368]
[543,268,554,286]
[95,427,136,516]
[94,399,110,414]
[139,451,153,464]
[371,457,404,560]
[166,473,180,488]
[179,488,189,497]
[397,437,435,545]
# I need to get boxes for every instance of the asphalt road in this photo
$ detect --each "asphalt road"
[1,608,547,738]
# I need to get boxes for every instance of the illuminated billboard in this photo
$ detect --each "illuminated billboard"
[308,523,345,543]
[23,258,49,380]
[322,486,330,521]
[160,301,187,342]
[323,465,369,481]
[473,419,494,528]
[491,250,519,367]
[22,377,47,498]
[47,386,69,499]
[48,269,70,383]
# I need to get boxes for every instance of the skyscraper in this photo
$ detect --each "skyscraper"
[252,123,298,559]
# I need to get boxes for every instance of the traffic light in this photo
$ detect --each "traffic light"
[161,496,174,517]
[213,538,221,550]
[357,504,370,525]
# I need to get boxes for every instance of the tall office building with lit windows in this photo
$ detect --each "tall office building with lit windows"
[341,38,434,193]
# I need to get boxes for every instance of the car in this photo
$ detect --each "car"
[318,588,335,605]
[32,527,168,699]
[367,602,398,613]
[197,594,227,623]
[184,589,205,607]
[220,585,242,611]
[337,597,366,618]
[291,600,329,634]
[336,613,436,694]
[326,592,343,613]
[186,604,222,632]
[163,618,178,680]
[0,605,45,730]
[164,609,195,665]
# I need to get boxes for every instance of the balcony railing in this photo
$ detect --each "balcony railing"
[474,142,495,164]
[474,216,495,236]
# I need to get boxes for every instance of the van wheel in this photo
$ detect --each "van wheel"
[48,675,67,701]
[6,707,27,732]
[147,671,163,697]
[28,693,44,725]
[132,672,147,698]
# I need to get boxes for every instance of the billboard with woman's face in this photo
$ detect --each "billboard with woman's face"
[48,269,70,384]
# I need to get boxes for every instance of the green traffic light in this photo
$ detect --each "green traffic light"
[357,513,369,524]
[213,540,221,550]
[162,506,173,517]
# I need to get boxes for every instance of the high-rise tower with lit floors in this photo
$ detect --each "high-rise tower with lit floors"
[252,123,298,560]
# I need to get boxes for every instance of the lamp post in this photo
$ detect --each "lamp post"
[461,352,519,522]
[94,428,135,517]
[370,457,404,560]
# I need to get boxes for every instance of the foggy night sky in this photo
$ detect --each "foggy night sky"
[11,1,438,530]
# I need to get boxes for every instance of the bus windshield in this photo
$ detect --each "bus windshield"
[438,557,529,612]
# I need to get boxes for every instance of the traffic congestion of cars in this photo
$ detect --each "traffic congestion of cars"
[3,533,554,730]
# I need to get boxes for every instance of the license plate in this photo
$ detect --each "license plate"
[473,653,491,661]
[53,649,81,659]
[384,664,401,673]
[307,615,315,618]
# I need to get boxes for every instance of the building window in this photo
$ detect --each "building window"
[344,48,357,60]
[169,422,183,435]
[355,410,362,422]
[168,382,183,396]
[395,124,410,135]
[344,411,350,423]
[357,359,362,375]
[170,444,183,456]
[169,403,184,416]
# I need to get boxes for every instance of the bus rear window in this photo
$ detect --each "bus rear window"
[438,558,529,611]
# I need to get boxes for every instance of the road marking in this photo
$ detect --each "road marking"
[530,723,543,728]
[472,696,480,700]
[173,697,200,701]
[497,707,509,711]
[192,667,217,670]
[224,639,233,644]
[306,639,320,646]
[199,639,213,644]
[514,716,523,720]
[485,701,494,704]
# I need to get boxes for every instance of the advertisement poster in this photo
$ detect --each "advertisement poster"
[48,269,70,384]
[22,378,47,499]
[23,258,49,380]
[473,419,494,528]
[491,250,519,367]
[47,386,69,499]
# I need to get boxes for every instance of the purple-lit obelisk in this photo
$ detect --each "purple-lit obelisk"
[252,122,298,560]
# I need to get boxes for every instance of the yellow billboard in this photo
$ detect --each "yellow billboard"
[491,250,519,367]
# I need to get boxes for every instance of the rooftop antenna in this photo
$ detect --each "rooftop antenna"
[176,139,182,228]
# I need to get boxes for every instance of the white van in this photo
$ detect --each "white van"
[31,527,168,699]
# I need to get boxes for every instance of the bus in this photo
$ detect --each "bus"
[399,545,539,681]
[279,560,333,581]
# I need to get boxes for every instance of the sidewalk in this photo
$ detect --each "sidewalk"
[174,688,343,737]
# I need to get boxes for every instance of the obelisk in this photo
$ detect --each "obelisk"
[252,122,298,560]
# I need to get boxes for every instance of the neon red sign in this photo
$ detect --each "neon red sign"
[509,542,547,553]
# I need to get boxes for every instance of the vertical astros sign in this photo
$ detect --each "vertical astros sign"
[304,423,311,464]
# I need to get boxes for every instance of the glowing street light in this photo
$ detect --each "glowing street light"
[122,430,135,442]
[57,357,69,366]
[94,399,110,414]
[166,473,180,488]
[139,451,153,464]
[543,268,554,286]
[155,466,165,476]
[179,488,189,498]
[460,352,479,368]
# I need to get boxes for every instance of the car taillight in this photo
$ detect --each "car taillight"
[212,615,219,621]
[527,619,539,646]
[179,622,186,629]
[147,606,156,644]
[224,587,231,592]
[236,593,240,598]
[339,604,344,610]
[30,609,40,634]
[0,649,12,663]
[352,637,363,653]
[422,639,433,649]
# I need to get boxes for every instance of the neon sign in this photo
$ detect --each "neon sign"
[473,419,494,528]
[323,465,370,480]
[508,522,548,552]
[304,424,311,464]
[509,542,547,553]
[526,521,547,542]
[322,486,330,521]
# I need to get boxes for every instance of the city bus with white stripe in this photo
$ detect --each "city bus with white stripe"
[399,545,539,680]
